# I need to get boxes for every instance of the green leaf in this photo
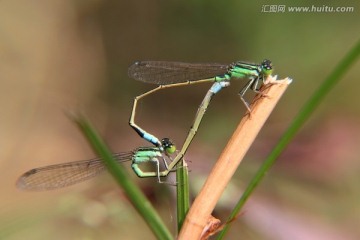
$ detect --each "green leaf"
[217,39,360,239]
[74,116,173,240]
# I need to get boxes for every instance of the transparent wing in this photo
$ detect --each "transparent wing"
[128,61,229,85]
[16,152,133,191]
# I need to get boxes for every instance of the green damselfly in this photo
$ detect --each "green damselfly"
[128,59,273,178]
[17,138,176,190]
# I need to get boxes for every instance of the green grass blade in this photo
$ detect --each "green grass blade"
[74,116,173,240]
[217,39,360,239]
[176,158,190,232]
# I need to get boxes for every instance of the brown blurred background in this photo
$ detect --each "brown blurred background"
[1,0,359,239]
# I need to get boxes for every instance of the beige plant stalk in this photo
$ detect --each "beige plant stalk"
[178,76,292,239]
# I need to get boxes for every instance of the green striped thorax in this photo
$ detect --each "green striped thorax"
[233,59,272,79]
[132,137,175,160]
[133,147,163,163]
[219,59,273,81]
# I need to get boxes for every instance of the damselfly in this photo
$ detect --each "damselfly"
[17,138,176,190]
[127,59,273,178]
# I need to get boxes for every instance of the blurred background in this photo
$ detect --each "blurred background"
[1,0,359,239]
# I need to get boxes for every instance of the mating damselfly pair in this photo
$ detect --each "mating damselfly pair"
[17,59,273,190]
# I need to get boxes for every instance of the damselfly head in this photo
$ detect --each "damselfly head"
[161,138,176,155]
[260,59,273,76]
